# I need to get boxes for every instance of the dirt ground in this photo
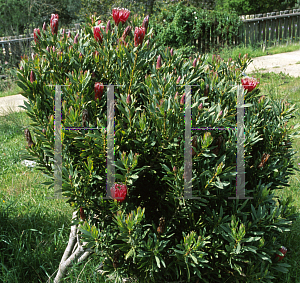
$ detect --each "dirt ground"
[245,49,300,78]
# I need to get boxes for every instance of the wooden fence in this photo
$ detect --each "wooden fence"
[0,24,80,77]
[191,8,300,53]
[2,9,300,71]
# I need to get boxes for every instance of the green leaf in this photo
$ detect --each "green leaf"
[155,255,161,268]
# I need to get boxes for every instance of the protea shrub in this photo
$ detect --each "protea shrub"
[16,7,300,283]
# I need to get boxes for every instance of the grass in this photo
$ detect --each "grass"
[201,41,300,63]
[1,64,300,282]
[0,107,107,282]
[0,78,23,98]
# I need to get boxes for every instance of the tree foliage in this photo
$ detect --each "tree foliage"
[0,0,81,36]
[215,0,297,15]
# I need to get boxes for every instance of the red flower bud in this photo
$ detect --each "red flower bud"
[204,84,209,96]
[193,58,197,67]
[258,95,265,104]
[46,46,49,52]
[176,76,181,84]
[134,26,145,47]
[94,26,103,43]
[68,31,71,38]
[170,48,173,56]
[173,166,177,172]
[126,94,131,104]
[142,15,149,33]
[30,71,35,83]
[112,8,131,26]
[174,92,178,99]
[198,103,203,110]
[110,183,127,202]
[33,28,41,44]
[50,14,59,35]
[106,20,112,33]
[147,39,149,48]
[74,33,79,44]
[156,55,162,69]
[274,246,287,262]
[80,207,86,220]
[180,93,185,105]
[62,29,65,37]
[43,22,46,31]
[94,82,104,101]
[42,128,46,134]
[52,46,55,52]
[122,26,132,40]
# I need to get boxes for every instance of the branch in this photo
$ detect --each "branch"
[51,210,95,283]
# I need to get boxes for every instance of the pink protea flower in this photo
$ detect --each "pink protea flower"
[122,26,132,40]
[134,26,145,47]
[33,28,41,44]
[156,55,162,69]
[106,20,112,33]
[142,15,149,33]
[94,26,103,43]
[112,8,131,26]
[30,71,35,83]
[241,76,259,92]
[274,246,287,262]
[50,14,59,35]
[94,82,104,101]
[42,22,46,31]
[110,183,127,202]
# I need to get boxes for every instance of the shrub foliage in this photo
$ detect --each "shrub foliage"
[17,8,300,282]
